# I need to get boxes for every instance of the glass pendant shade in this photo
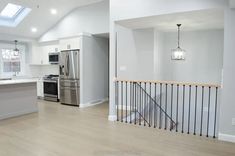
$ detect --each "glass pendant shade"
[171,47,186,60]
[171,24,186,60]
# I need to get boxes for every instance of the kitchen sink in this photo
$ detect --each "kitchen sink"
[0,78,12,81]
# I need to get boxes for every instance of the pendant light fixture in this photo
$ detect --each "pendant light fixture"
[13,40,20,56]
[171,24,186,60]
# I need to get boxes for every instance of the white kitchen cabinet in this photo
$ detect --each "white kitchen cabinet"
[37,78,44,98]
[59,37,81,51]
[30,45,43,65]
[30,44,59,65]
[41,45,59,65]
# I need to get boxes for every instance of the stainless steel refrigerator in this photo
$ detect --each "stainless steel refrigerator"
[59,50,80,106]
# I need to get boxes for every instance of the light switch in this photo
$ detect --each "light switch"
[232,118,235,126]
[120,66,127,71]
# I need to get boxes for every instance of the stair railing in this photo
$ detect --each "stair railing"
[115,78,220,138]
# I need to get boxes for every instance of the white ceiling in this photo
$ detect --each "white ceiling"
[116,9,224,31]
[0,0,104,39]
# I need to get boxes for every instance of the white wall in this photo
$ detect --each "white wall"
[116,28,223,84]
[155,29,224,84]
[219,8,235,140]
[80,36,109,106]
[25,65,59,78]
[116,26,154,80]
[39,0,109,42]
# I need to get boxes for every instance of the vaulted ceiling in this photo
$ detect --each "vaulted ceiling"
[0,0,104,39]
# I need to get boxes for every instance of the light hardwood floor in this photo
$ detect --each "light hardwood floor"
[0,100,234,156]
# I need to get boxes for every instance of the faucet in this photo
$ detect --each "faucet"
[13,72,19,77]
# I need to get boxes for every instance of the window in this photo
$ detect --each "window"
[1,49,21,73]
[0,3,23,18]
[0,3,31,27]
[0,43,26,77]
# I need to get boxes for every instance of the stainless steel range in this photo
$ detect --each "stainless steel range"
[43,75,59,102]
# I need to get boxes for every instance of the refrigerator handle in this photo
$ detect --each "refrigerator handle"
[67,54,70,76]
[65,54,69,76]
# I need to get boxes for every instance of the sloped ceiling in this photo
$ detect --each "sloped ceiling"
[0,0,104,39]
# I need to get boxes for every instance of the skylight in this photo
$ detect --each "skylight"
[0,3,31,27]
[0,3,23,18]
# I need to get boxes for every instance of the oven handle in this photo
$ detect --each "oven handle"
[44,80,58,83]
[60,87,80,90]
[60,79,79,83]
[44,94,58,98]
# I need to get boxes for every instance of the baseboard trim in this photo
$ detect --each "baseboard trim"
[108,115,117,121]
[80,98,109,108]
[218,133,235,143]
[0,108,38,120]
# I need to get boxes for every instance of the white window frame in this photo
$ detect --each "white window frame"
[0,43,26,77]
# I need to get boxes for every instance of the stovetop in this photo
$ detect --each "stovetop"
[43,75,59,80]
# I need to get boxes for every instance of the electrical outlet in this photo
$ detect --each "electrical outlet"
[232,118,235,126]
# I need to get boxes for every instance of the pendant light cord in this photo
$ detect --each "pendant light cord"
[177,24,181,48]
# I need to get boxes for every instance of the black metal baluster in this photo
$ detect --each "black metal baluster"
[149,83,152,127]
[213,87,218,138]
[136,83,138,125]
[144,82,146,126]
[121,81,123,122]
[116,81,119,121]
[139,82,142,125]
[126,81,128,123]
[135,83,137,125]
[165,84,168,130]
[130,82,132,124]
[182,85,185,133]
[156,83,158,128]
[188,85,192,134]
[154,83,157,128]
[137,83,140,125]
[159,83,162,129]
[176,84,179,132]
[170,84,173,131]
[194,86,198,135]
[206,87,211,137]
[200,86,204,136]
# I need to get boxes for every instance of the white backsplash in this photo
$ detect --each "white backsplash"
[25,65,59,78]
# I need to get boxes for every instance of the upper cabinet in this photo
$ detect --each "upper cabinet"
[41,45,59,65]
[30,45,43,65]
[59,37,81,51]
[30,37,81,65]
[30,43,59,65]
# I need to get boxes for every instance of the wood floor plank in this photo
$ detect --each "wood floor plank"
[0,100,234,156]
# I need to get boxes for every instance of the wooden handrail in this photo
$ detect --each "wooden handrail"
[114,78,221,88]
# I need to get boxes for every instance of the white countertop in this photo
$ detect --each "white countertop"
[0,79,37,86]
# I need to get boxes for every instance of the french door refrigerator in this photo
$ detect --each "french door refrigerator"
[59,50,80,106]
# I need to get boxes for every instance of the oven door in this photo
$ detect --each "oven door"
[44,80,58,97]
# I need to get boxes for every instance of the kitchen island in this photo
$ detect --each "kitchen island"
[0,79,38,120]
